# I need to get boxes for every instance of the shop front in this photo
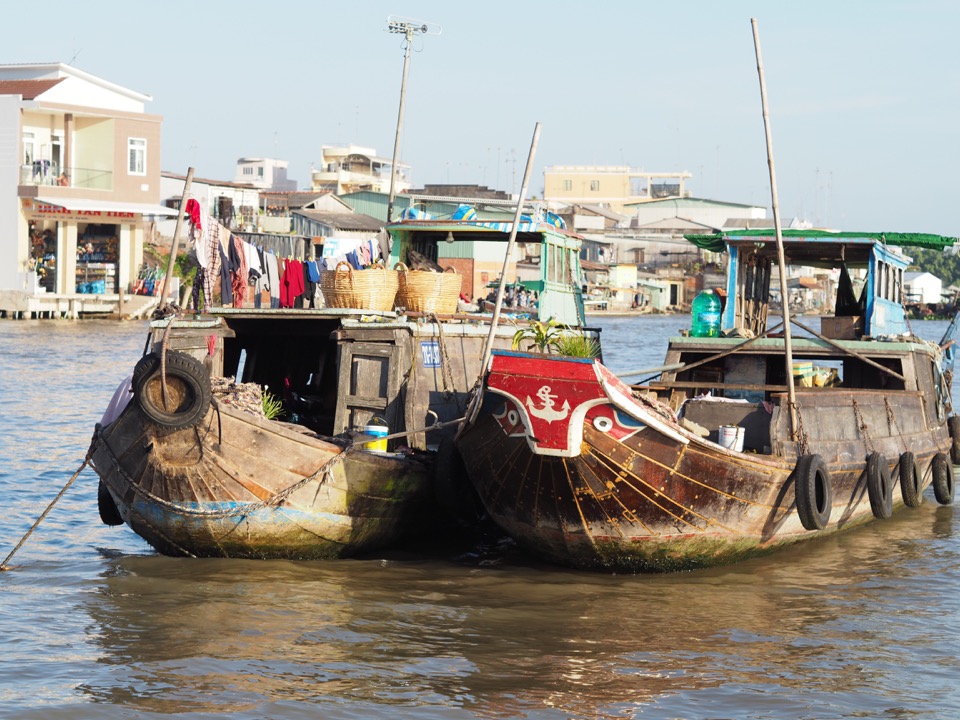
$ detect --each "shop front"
[20,198,174,296]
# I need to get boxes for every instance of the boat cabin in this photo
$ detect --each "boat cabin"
[714,230,919,340]
[386,218,585,326]
[645,230,956,456]
[150,217,591,452]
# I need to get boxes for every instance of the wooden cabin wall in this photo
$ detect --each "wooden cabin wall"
[151,324,233,379]
[405,328,516,450]
[770,389,928,463]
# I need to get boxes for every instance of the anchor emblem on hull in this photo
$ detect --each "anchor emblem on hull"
[525,385,570,423]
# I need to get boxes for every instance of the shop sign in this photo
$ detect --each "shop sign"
[23,200,135,219]
[34,204,135,219]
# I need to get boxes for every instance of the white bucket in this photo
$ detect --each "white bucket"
[719,425,744,452]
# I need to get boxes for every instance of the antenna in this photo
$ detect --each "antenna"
[386,15,442,36]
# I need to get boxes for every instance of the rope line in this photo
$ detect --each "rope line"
[1,440,96,571]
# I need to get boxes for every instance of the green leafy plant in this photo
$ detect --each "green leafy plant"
[512,318,562,353]
[262,389,283,420]
[552,333,601,358]
[512,318,599,358]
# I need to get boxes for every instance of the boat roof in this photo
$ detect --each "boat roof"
[685,228,958,257]
[386,218,583,241]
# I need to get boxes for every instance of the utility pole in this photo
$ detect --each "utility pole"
[385,16,441,223]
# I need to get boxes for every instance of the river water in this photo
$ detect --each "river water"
[1,316,958,719]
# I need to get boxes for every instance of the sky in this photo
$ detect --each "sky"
[3,0,958,236]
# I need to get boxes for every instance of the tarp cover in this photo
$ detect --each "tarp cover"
[684,229,959,253]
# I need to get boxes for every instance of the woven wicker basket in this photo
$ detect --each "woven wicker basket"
[395,263,462,314]
[320,262,398,312]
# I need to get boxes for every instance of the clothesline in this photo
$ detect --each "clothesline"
[186,197,323,311]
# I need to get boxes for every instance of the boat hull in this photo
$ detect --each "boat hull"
[92,403,434,559]
[457,352,952,572]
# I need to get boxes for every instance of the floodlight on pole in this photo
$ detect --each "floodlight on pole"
[385,15,441,224]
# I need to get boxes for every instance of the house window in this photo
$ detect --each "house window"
[128,138,146,175]
[23,131,35,164]
[243,167,253,175]
[562,179,572,191]
[258,167,264,177]
[589,180,600,191]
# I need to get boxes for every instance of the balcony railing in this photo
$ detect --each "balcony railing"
[20,164,113,190]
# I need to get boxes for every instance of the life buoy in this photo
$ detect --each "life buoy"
[97,480,124,526]
[932,452,955,505]
[794,454,832,531]
[133,350,211,430]
[898,451,923,508]
[948,415,960,465]
[866,452,893,519]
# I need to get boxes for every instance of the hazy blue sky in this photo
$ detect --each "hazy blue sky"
[4,1,957,235]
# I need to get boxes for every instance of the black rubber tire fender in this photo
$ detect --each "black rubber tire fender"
[948,415,960,465]
[866,452,893,519]
[898,451,923,509]
[132,350,161,393]
[932,452,955,505]
[97,480,124,526]
[794,453,832,531]
[134,350,211,430]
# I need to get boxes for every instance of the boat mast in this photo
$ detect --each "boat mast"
[751,18,799,441]
[385,16,440,223]
[464,121,541,425]
[161,166,194,308]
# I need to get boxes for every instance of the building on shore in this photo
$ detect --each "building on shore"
[310,145,409,196]
[0,62,175,318]
[543,165,692,213]
[234,157,297,191]
[159,172,261,238]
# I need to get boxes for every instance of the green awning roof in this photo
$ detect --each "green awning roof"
[684,229,959,253]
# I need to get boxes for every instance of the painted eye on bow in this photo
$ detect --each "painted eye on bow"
[593,416,613,432]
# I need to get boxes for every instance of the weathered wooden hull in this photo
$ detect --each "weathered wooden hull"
[92,403,434,559]
[456,352,952,572]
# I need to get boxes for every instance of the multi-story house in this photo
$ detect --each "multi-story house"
[310,144,409,196]
[543,165,692,213]
[234,157,296,191]
[0,62,173,315]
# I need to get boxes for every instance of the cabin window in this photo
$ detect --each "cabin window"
[874,260,903,303]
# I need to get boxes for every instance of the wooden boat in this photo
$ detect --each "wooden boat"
[90,214,592,559]
[456,230,960,572]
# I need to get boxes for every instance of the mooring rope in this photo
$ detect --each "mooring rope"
[1,439,97,572]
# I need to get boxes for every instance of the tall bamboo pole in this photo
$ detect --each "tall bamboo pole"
[464,122,541,426]
[161,167,194,306]
[751,18,798,441]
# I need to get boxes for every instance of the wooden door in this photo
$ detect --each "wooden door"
[334,342,402,436]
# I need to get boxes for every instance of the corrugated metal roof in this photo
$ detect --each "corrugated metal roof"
[635,216,717,231]
[161,171,258,190]
[260,191,331,209]
[0,78,64,99]
[293,210,383,231]
[574,204,629,222]
[625,197,760,210]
